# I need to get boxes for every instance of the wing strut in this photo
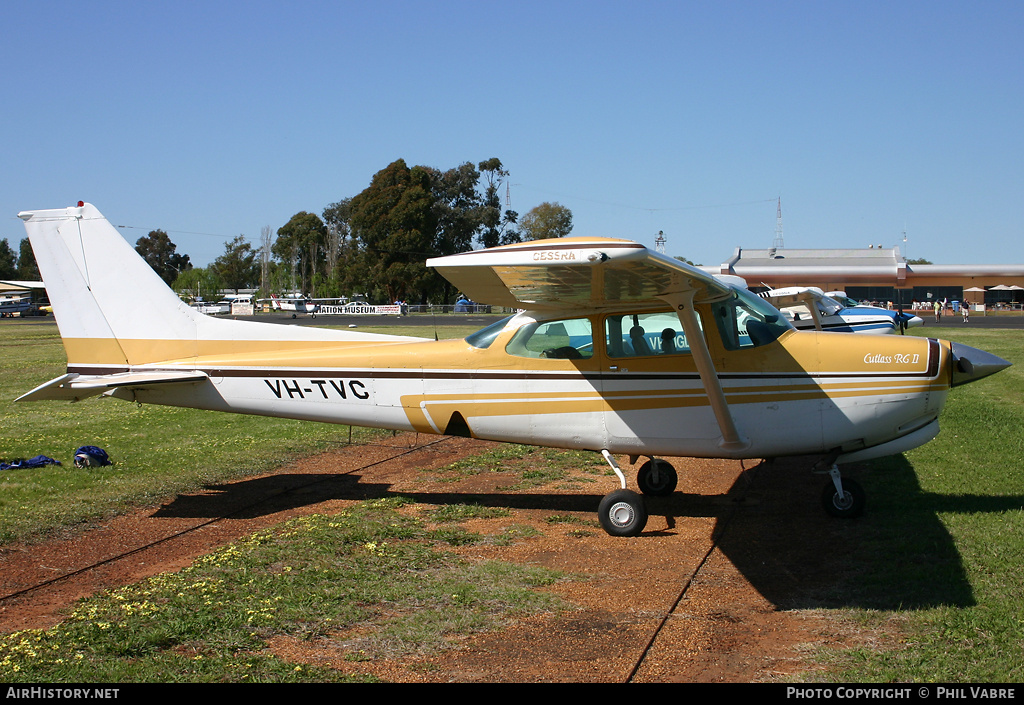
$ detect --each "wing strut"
[663,291,749,451]
[802,292,826,331]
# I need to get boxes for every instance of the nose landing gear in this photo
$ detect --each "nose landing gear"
[820,465,866,518]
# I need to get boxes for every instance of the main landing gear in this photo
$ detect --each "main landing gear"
[597,451,679,537]
[596,451,866,537]
[598,489,648,537]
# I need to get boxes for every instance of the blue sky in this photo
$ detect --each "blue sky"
[2,1,1021,268]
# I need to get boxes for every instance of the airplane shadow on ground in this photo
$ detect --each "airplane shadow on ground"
[698,454,1002,612]
[153,453,1024,613]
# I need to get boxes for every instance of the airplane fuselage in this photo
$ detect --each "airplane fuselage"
[89,307,949,463]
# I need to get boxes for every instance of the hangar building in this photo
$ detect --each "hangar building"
[703,246,1024,310]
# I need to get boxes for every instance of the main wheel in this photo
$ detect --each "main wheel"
[636,459,678,496]
[821,477,866,518]
[598,489,648,537]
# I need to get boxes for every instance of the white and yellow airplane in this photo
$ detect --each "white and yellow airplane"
[16,203,1011,536]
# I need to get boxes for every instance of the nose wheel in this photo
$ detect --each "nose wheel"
[821,466,866,518]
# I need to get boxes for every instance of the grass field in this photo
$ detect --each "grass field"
[816,327,1024,682]
[0,318,1021,682]
[0,319,480,544]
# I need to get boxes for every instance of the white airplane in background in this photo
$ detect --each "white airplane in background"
[762,286,924,335]
[269,294,321,318]
[16,203,1010,536]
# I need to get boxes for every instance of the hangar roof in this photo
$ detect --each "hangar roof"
[703,247,1024,287]
[708,246,907,285]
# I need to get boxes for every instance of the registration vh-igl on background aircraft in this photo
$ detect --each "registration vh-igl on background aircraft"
[16,203,1012,536]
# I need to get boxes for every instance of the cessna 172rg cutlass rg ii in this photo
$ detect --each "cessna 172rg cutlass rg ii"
[17,203,1011,536]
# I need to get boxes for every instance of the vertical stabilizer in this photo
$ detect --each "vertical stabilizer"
[18,203,427,372]
[19,203,200,366]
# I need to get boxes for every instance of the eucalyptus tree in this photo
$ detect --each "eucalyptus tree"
[347,159,438,303]
[273,211,328,294]
[172,266,223,302]
[212,235,260,292]
[477,157,520,248]
[134,230,191,285]
[520,202,573,240]
[336,156,518,304]
[0,239,17,279]
[322,198,358,298]
[134,230,192,286]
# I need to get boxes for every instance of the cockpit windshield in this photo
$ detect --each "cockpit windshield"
[828,292,860,308]
[712,287,793,350]
[465,315,514,349]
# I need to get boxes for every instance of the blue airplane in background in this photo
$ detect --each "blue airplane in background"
[762,287,924,335]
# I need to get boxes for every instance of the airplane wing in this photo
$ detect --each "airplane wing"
[760,288,820,310]
[427,237,740,311]
[429,237,754,451]
[17,370,210,402]
[0,280,46,290]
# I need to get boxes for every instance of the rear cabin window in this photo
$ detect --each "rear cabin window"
[605,311,694,358]
[505,318,594,359]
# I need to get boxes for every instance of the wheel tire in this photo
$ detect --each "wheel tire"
[636,459,678,496]
[598,489,648,537]
[821,478,866,518]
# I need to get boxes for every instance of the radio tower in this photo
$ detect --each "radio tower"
[655,230,666,254]
[773,197,785,249]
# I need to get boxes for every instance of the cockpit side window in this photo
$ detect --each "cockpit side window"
[605,311,695,358]
[712,288,793,351]
[505,317,594,360]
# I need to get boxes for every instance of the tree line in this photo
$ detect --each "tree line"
[134,158,573,304]
[0,238,40,281]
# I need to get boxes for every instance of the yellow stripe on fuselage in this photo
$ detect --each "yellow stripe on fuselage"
[398,372,946,434]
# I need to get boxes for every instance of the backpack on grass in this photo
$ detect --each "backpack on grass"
[74,446,112,468]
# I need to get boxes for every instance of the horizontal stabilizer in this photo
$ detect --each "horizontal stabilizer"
[17,370,209,402]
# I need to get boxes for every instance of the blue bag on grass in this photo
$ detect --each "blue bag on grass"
[0,456,61,471]
[74,446,112,468]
